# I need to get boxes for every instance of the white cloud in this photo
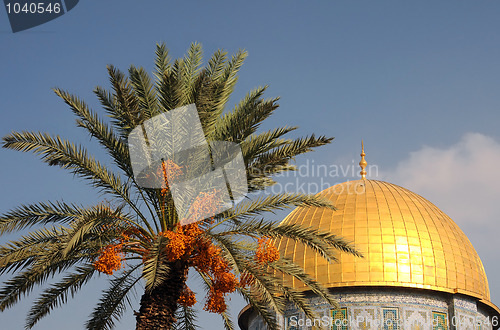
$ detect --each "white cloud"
[383,133,500,298]
[384,133,500,229]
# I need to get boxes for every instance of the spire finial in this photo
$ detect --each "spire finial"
[359,140,367,179]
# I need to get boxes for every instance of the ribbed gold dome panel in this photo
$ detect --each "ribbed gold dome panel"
[276,179,491,302]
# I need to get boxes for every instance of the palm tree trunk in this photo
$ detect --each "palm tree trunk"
[135,260,188,330]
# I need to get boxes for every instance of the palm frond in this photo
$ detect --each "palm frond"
[0,201,82,235]
[129,65,158,121]
[2,132,129,199]
[219,218,361,262]
[154,43,177,112]
[61,205,129,257]
[26,264,96,329]
[240,126,297,161]
[199,268,282,329]
[221,193,335,225]
[0,226,68,275]
[276,285,315,321]
[53,88,132,177]
[205,49,227,81]
[0,252,93,311]
[204,233,247,274]
[176,42,203,106]
[198,244,285,317]
[269,257,338,309]
[191,49,229,136]
[212,86,274,143]
[1,132,154,232]
[237,287,279,330]
[85,265,142,330]
[141,236,170,291]
[104,65,140,136]
[238,262,286,315]
[172,305,199,330]
[212,49,247,117]
[220,309,235,330]
[249,134,334,176]
[154,43,172,83]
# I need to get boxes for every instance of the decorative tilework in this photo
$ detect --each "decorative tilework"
[476,307,494,330]
[331,308,348,330]
[382,308,400,330]
[306,310,329,330]
[453,296,476,311]
[456,313,475,330]
[315,290,448,308]
[252,290,495,330]
[405,309,429,329]
[432,312,447,330]
[351,307,377,329]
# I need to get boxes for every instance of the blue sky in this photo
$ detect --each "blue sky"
[1,1,500,329]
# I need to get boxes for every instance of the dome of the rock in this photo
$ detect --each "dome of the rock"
[239,146,499,330]
[276,179,491,302]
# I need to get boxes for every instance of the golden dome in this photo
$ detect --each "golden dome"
[276,179,492,303]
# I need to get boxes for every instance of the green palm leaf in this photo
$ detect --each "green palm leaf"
[26,264,96,329]
[0,201,83,234]
[173,305,199,330]
[0,43,360,330]
[85,265,142,330]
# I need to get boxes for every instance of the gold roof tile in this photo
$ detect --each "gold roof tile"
[276,179,492,303]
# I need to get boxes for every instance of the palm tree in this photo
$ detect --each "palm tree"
[0,43,360,330]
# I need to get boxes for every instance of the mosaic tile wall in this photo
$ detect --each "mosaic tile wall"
[246,290,494,330]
